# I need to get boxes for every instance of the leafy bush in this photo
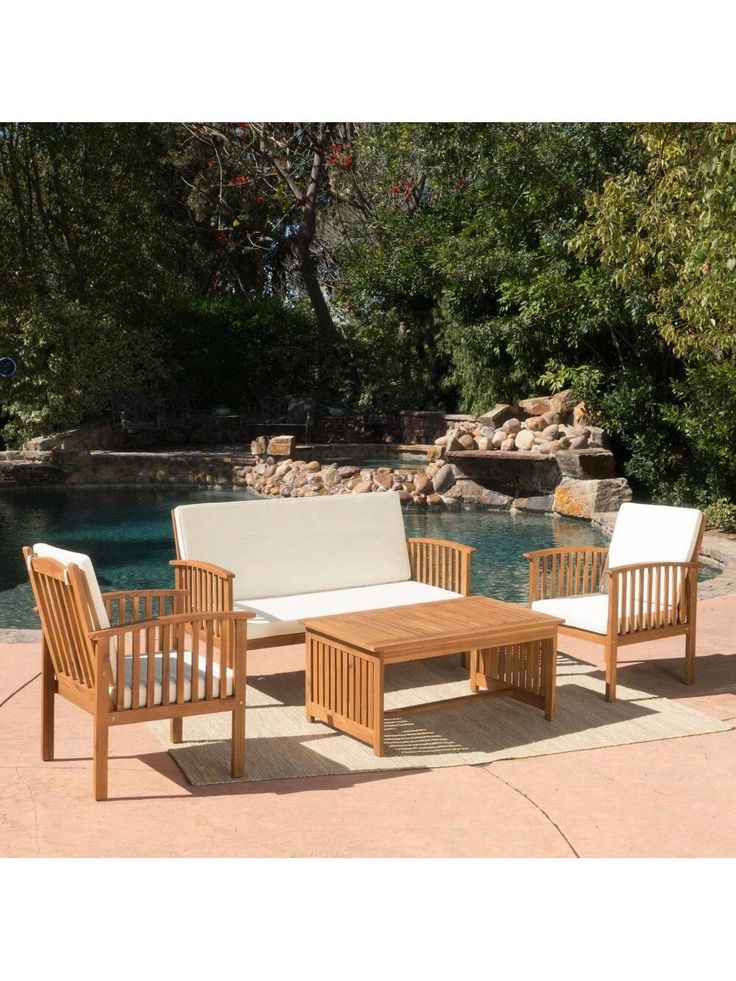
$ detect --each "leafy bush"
[704,499,736,532]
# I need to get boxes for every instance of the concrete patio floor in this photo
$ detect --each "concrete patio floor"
[1,593,735,858]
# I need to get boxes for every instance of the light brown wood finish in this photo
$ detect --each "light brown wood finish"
[406,537,474,595]
[303,596,561,755]
[23,547,252,800]
[524,514,704,702]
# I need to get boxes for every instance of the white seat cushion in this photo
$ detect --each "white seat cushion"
[173,492,412,600]
[234,580,463,640]
[122,650,233,709]
[532,592,676,635]
[532,594,611,634]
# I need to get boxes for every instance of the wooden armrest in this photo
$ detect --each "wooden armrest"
[523,546,609,561]
[89,609,254,641]
[169,559,234,581]
[605,560,698,577]
[102,588,189,601]
[407,537,474,595]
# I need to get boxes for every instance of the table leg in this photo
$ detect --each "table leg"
[373,659,384,756]
[543,633,557,721]
[469,649,480,692]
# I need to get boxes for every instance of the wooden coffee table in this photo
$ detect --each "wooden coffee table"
[302,595,563,756]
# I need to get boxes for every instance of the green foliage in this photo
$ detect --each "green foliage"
[0,299,169,445]
[163,297,325,410]
[704,499,736,532]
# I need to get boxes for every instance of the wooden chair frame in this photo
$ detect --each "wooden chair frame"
[24,547,252,800]
[171,509,474,650]
[525,513,704,702]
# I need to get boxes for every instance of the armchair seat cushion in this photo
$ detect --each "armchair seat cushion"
[531,594,610,634]
[122,650,233,709]
[234,580,462,640]
[532,593,673,635]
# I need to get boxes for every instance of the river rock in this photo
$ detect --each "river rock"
[502,417,521,434]
[525,415,547,432]
[432,463,456,494]
[541,424,559,439]
[515,429,536,451]
[500,436,516,451]
[569,433,589,450]
[476,436,492,451]
[554,477,632,518]
[540,411,561,426]
[414,473,432,494]
[352,480,373,494]
[434,435,448,446]
[491,430,506,449]
[337,465,359,479]
[458,434,477,450]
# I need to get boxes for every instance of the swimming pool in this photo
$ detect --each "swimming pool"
[0,485,713,629]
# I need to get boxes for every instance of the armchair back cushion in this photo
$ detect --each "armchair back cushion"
[173,491,412,601]
[606,503,703,570]
[31,543,110,632]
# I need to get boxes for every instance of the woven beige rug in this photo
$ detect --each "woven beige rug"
[150,653,732,786]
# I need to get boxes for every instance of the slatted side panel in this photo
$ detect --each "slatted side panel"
[532,549,607,601]
[307,637,376,734]
[479,641,545,697]
[408,539,465,594]
[108,615,234,712]
[615,564,691,636]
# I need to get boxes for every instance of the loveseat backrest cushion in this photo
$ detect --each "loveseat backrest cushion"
[173,491,412,601]
[606,502,703,571]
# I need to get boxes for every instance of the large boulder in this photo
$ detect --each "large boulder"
[553,477,632,518]
[549,389,577,417]
[447,479,513,509]
[518,395,553,417]
[555,449,616,480]
[477,404,519,428]
[250,436,267,456]
[432,463,456,494]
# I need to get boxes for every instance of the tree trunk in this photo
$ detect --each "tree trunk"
[292,234,341,346]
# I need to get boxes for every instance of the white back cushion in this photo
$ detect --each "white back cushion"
[32,543,110,631]
[607,503,703,569]
[174,492,412,601]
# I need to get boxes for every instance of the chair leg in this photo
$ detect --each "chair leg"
[41,642,55,762]
[685,627,696,686]
[170,717,184,743]
[93,716,109,801]
[231,703,246,779]
[605,637,618,703]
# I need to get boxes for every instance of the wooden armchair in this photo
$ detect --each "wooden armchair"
[524,503,704,701]
[24,543,252,800]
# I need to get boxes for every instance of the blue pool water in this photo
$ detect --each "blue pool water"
[0,485,619,629]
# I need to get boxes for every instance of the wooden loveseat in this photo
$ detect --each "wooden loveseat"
[171,492,475,649]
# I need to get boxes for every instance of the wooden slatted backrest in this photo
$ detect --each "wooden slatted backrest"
[23,547,99,692]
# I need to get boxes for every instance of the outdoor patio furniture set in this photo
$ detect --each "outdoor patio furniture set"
[23,494,704,799]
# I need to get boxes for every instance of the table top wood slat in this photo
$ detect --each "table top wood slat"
[301,595,563,659]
